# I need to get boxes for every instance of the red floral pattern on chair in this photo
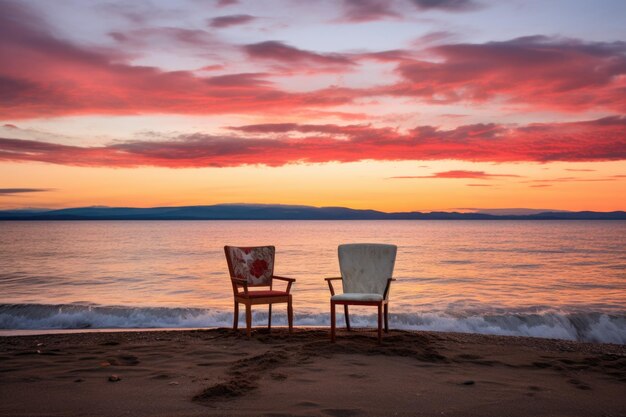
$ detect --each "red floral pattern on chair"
[226,246,275,286]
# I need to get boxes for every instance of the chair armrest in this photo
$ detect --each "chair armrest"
[231,277,249,296]
[324,277,342,296]
[273,276,296,283]
[272,276,296,293]
[383,278,396,300]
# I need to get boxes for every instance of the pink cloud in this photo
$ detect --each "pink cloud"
[409,0,481,12]
[227,122,371,135]
[216,0,239,7]
[356,49,413,63]
[0,2,359,119]
[203,72,271,86]
[389,170,521,179]
[2,2,624,121]
[198,64,226,72]
[387,36,626,112]
[243,41,356,70]
[108,27,218,48]
[0,188,51,195]
[337,0,479,23]
[338,0,401,22]
[1,116,624,168]
[209,14,256,28]
[0,3,354,119]
[412,31,458,46]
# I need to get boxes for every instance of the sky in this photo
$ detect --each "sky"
[0,0,625,212]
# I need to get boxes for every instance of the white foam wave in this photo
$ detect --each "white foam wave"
[1,304,624,344]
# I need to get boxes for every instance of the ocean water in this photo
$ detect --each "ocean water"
[0,220,624,343]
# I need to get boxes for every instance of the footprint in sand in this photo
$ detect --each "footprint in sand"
[270,372,287,380]
[105,354,140,366]
[322,408,364,417]
[296,401,319,407]
[568,378,592,390]
[150,373,172,380]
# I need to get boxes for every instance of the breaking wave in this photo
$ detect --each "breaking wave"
[1,303,625,344]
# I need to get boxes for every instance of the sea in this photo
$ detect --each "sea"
[0,220,624,344]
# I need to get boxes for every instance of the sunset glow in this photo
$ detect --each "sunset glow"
[1,0,625,211]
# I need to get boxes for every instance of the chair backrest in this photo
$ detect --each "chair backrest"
[224,246,275,287]
[338,243,397,295]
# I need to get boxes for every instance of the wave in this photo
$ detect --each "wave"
[1,303,625,344]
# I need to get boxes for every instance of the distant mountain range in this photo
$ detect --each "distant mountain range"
[0,204,624,220]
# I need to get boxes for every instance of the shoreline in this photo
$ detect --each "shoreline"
[1,328,625,416]
[2,304,625,344]
[3,326,625,352]
[3,218,626,221]
[0,327,217,337]
[1,325,625,347]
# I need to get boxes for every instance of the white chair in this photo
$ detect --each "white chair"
[325,243,397,343]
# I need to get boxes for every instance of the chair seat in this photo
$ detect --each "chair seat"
[243,290,288,298]
[331,293,383,302]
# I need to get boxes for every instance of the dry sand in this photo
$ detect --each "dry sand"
[1,328,625,417]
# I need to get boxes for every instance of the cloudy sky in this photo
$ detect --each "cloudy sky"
[1,0,625,211]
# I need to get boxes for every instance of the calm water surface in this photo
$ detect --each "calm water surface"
[1,221,624,343]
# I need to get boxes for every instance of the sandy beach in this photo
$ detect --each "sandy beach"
[1,328,625,417]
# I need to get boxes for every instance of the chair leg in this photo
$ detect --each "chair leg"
[233,300,239,330]
[287,296,293,333]
[384,303,389,333]
[330,302,336,343]
[268,304,272,330]
[245,304,252,338]
[344,305,351,331]
[377,303,383,344]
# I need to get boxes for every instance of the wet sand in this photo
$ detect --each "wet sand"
[1,328,625,417]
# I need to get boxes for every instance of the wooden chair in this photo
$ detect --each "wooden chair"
[326,243,397,343]
[224,245,295,337]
